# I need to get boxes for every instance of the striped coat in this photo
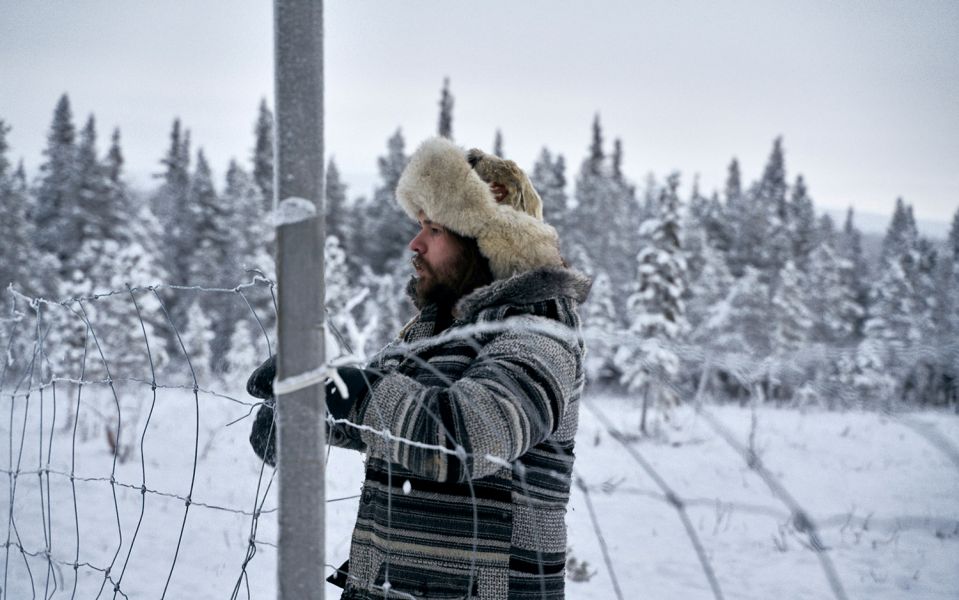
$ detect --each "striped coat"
[330,266,590,599]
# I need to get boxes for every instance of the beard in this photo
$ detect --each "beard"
[409,253,466,310]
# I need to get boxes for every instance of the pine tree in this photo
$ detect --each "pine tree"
[188,149,230,284]
[948,208,959,337]
[611,138,624,181]
[361,129,415,273]
[580,270,619,384]
[760,137,790,277]
[69,115,121,287]
[252,98,274,211]
[942,209,959,407]
[188,149,234,372]
[838,337,897,409]
[686,230,734,336]
[153,119,192,284]
[531,148,568,238]
[492,129,504,157]
[703,192,730,254]
[0,123,37,294]
[871,198,930,356]
[437,78,454,139]
[699,267,771,357]
[325,157,349,246]
[325,235,373,357]
[816,213,837,249]
[880,198,914,263]
[33,94,78,273]
[226,318,258,375]
[788,175,817,271]
[724,158,742,208]
[806,242,862,345]
[769,260,813,355]
[615,173,688,433]
[224,158,271,269]
[222,156,273,341]
[865,257,919,345]
[569,116,635,318]
[182,300,214,382]
[838,207,868,335]
[724,157,751,277]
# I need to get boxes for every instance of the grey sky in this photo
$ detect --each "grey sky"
[2,0,957,233]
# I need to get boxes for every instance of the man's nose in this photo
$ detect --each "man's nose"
[409,230,425,254]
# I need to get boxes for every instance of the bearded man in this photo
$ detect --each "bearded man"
[248,137,590,599]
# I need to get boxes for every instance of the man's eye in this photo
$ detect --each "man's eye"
[431,227,442,234]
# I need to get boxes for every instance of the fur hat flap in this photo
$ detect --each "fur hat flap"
[396,137,562,280]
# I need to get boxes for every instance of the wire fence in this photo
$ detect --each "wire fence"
[1,278,957,599]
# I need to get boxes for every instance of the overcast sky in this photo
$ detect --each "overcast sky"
[2,1,957,234]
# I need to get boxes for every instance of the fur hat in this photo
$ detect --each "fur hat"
[466,148,544,220]
[396,137,563,280]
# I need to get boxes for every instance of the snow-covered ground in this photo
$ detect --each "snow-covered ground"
[1,382,957,599]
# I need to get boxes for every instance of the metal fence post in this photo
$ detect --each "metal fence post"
[273,1,325,598]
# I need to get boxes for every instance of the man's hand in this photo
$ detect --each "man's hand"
[490,182,508,203]
[246,356,380,466]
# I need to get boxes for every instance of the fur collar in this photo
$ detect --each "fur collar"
[453,266,592,321]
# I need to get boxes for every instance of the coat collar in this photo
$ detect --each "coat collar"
[453,266,591,321]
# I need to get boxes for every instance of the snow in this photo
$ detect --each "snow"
[2,382,956,598]
[272,197,317,227]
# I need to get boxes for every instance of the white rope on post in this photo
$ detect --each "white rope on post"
[273,1,326,598]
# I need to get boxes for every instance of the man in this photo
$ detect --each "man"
[248,137,590,599]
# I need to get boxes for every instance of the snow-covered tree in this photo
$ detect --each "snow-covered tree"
[531,147,569,239]
[325,157,349,246]
[251,98,274,211]
[188,149,229,282]
[360,129,415,273]
[724,157,752,277]
[837,338,897,409]
[227,318,259,376]
[788,175,817,271]
[569,116,638,318]
[33,94,78,278]
[769,260,813,355]
[699,267,771,357]
[806,242,862,345]
[325,235,374,358]
[760,137,791,278]
[580,270,619,384]
[153,118,192,286]
[837,207,869,335]
[615,173,688,433]
[0,122,38,294]
[686,231,734,336]
[864,259,919,347]
[182,300,214,382]
[219,158,274,356]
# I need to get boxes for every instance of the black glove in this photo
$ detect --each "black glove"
[246,356,380,466]
[326,366,380,419]
[247,354,277,404]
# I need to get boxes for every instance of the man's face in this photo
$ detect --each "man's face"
[408,211,466,306]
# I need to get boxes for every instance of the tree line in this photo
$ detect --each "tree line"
[1,83,956,413]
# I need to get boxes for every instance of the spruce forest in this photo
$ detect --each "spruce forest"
[1,88,957,415]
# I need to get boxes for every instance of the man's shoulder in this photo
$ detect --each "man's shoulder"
[454,266,591,324]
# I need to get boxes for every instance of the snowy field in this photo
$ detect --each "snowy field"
[1,382,957,599]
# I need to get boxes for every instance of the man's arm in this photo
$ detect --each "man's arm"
[355,319,580,482]
[247,357,374,462]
